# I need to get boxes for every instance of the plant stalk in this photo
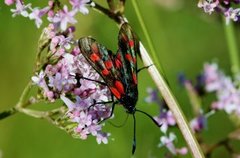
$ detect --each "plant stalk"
[223,19,240,75]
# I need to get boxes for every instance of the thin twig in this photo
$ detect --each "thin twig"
[0,107,17,120]
[17,81,32,108]
[91,2,124,24]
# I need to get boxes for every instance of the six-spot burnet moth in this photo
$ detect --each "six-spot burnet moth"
[78,23,161,154]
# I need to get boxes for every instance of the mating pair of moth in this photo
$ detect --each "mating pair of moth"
[78,23,159,154]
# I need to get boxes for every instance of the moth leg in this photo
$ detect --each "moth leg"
[98,102,118,124]
[88,99,114,110]
[80,76,107,86]
[137,64,153,73]
[98,95,118,124]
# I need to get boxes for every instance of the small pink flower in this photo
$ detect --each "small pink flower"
[70,0,91,14]
[159,132,188,155]
[10,0,31,17]
[48,5,77,31]
[5,0,15,5]
[176,147,188,155]
[96,133,110,144]
[29,6,50,28]
[75,127,89,140]
[204,63,222,92]
[154,110,176,133]
[198,0,219,14]
[33,38,112,142]
[224,8,240,24]
[190,114,208,133]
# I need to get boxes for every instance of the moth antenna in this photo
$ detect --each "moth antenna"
[135,109,161,127]
[132,114,137,155]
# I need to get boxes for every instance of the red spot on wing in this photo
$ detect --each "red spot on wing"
[132,73,137,85]
[116,53,121,59]
[125,54,132,62]
[102,69,109,76]
[104,60,113,69]
[115,80,125,94]
[90,53,100,62]
[132,57,137,64]
[115,59,122,68]
[110,87,121,99]
[129,40,134,47]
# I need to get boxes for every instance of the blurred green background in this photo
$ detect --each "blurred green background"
[0,0,239,158]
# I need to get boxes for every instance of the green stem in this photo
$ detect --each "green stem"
[17,81,32,108]
[131,0,164,74]
[16,108,47,119]
[223,19,240,75]
[0,82,33,120]
[0,107,17,120]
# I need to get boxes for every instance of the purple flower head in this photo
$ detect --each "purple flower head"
[224,8,240,24]
[190,110,215,133]
[203,63,222,92]
[75,127,89,140]
[48,5,77,31]
[96,132,111,144]
[10,0,31,17]
[145,87,162,105]
[198,0,219,14]
[33,36,113,143]
[70,0,91,14]
[155,110,176,133]
[190,114,207,133]
[159,132,188,155]
[29,6,50,28]
[50,35,73,54]
[203,63,240,115]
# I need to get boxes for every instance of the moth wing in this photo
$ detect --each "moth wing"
[78,37,125,99]
[116,23,140,87]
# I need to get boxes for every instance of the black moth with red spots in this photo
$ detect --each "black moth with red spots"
[78,23,160,154]
[78,23,139,114]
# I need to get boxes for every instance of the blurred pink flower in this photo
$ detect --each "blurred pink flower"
[5,0,15,5]
[29,6,50,28]
[48,5,77,31]
[198,0,219,14]
[10,0,31,17]
[70,0,91,14]
[159,132,188,155]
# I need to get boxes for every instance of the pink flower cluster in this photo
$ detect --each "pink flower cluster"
[204,63,240,115]
[31,23,112,144]
[5,0,91,30]
[158,133,188,156]
[145,88,188,156]
[197,0,240,24]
